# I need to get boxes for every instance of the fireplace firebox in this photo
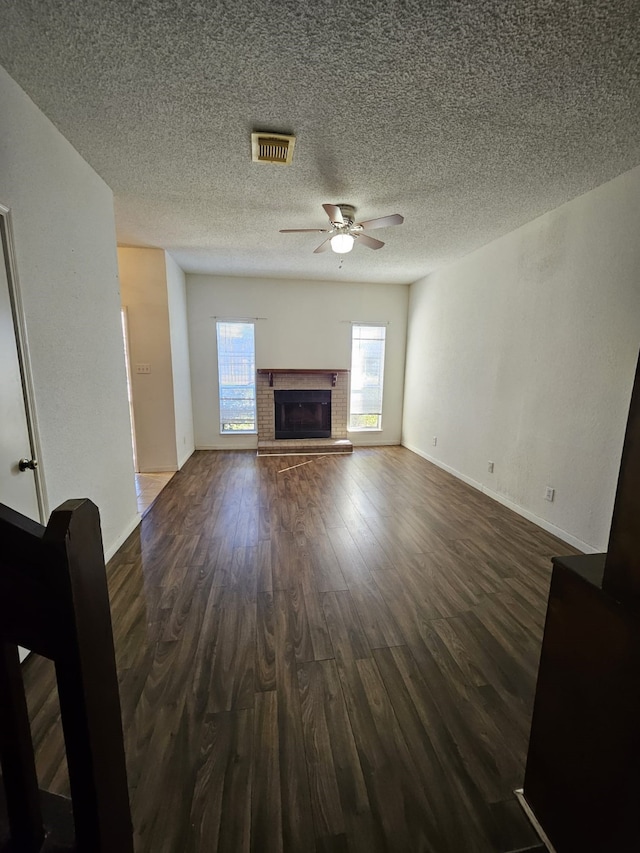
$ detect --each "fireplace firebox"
[274,390,331,439]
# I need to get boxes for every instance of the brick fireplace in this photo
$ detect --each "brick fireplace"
[256,369,353,455]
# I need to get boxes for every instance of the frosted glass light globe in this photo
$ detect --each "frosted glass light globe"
[330,233,355,254]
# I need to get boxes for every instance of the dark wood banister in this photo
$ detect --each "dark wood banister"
[0,499,133,852]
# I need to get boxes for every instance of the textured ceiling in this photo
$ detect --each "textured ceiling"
[1,1,639,284]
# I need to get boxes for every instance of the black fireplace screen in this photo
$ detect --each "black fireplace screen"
[274,390,331,439]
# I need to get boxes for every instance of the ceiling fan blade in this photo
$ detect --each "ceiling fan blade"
[322,203,344,225]
[279,228,329,233]
[357,233,385,250]
[313,236,333,253]
[356,213,404,230]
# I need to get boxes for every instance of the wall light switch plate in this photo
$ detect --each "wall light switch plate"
[545,486,555,502]
[488,461,494,473]
[432,436,437,446]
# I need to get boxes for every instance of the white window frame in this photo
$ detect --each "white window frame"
[348,323,386,432]
[216,321,257,434]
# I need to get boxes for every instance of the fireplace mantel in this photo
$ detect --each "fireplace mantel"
[257,368,348,387]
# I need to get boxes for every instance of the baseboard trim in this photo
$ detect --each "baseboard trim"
[403,443,484,490]
[104,512,140,562]
[514,789,556,852]
[177,447,195,469]
[350,439,402,447]
[481,485,597,554]
[402,442,598,555]
[195,443,257,451]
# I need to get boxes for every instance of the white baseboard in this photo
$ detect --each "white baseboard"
[177,447,195,469]
[196,442,257,451]
[104,512,140,562]
[402,442,598,555]
[351,439,402,447]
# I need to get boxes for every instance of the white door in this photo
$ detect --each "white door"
[0,211,41,521]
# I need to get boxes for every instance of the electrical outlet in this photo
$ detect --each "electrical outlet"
[136,363,151,374]
[545,486,555,502]
[432,436,437,446]
[488,461,494,473]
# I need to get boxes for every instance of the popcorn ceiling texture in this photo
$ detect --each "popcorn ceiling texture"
[1,0,639,284]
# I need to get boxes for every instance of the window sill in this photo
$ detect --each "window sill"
[220,431,258,436]
[348,428,383,433]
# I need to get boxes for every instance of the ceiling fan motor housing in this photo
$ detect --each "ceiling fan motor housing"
[336,204,356,226]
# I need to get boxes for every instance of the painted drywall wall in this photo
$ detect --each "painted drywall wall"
[118,247,178,472]
[403,164,640,552]
[0,64,138,558]
[187,275,409,449]
[165,252,195,468]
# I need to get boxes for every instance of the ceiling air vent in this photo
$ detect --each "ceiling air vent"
[251,132,296,165]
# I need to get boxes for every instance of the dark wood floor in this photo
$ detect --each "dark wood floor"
[23,447,577,852]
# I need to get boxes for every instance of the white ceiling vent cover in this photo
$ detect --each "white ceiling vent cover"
[251,132,296,165]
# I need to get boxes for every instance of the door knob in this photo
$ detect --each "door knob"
[18,458,38,472]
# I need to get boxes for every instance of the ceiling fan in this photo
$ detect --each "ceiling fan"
[280,203,404,254]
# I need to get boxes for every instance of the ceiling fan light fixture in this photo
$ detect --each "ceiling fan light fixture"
[330,233,355,254]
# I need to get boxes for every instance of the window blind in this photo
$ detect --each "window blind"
[349,324,386,430]
[216,322,256,432]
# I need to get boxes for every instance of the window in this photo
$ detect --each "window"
[349,324,386,430]
[216,321,256,433]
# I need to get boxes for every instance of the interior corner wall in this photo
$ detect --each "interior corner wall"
[186,275,409,450]
[118,247,178,473]
[403,164,640,553]
[0,64,138,557]
[165,252,195,468]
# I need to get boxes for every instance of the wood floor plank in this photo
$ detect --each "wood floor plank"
[256,592,277,692]
[347,573,405,650]
[216,709,253,853]
[326,526,370,587]
[297,661,346,840]
[19,446,574,853]
[299,565,334,661]
[374,644,499,852]
[340,654,442,851]
[270,528,303,591]
[273,589,316,852]
[407,629,522,805]
[256,538,273,593]
[229,544,259,595]
[322,590,371,662]
[206,588,256,713]
[300,659,381,853]
[251,691,283,853]
[186,711,244,852]
[309,536,349,593]
[131,697,191,852]
[285,585,315,664]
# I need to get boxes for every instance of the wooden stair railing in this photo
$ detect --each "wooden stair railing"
[0,499,133,852]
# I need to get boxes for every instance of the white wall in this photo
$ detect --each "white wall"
[118,247,178,473]
[166,252,195,467]
[0,65,138,558]
[403,164,640,553]
[187,275,409,449]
